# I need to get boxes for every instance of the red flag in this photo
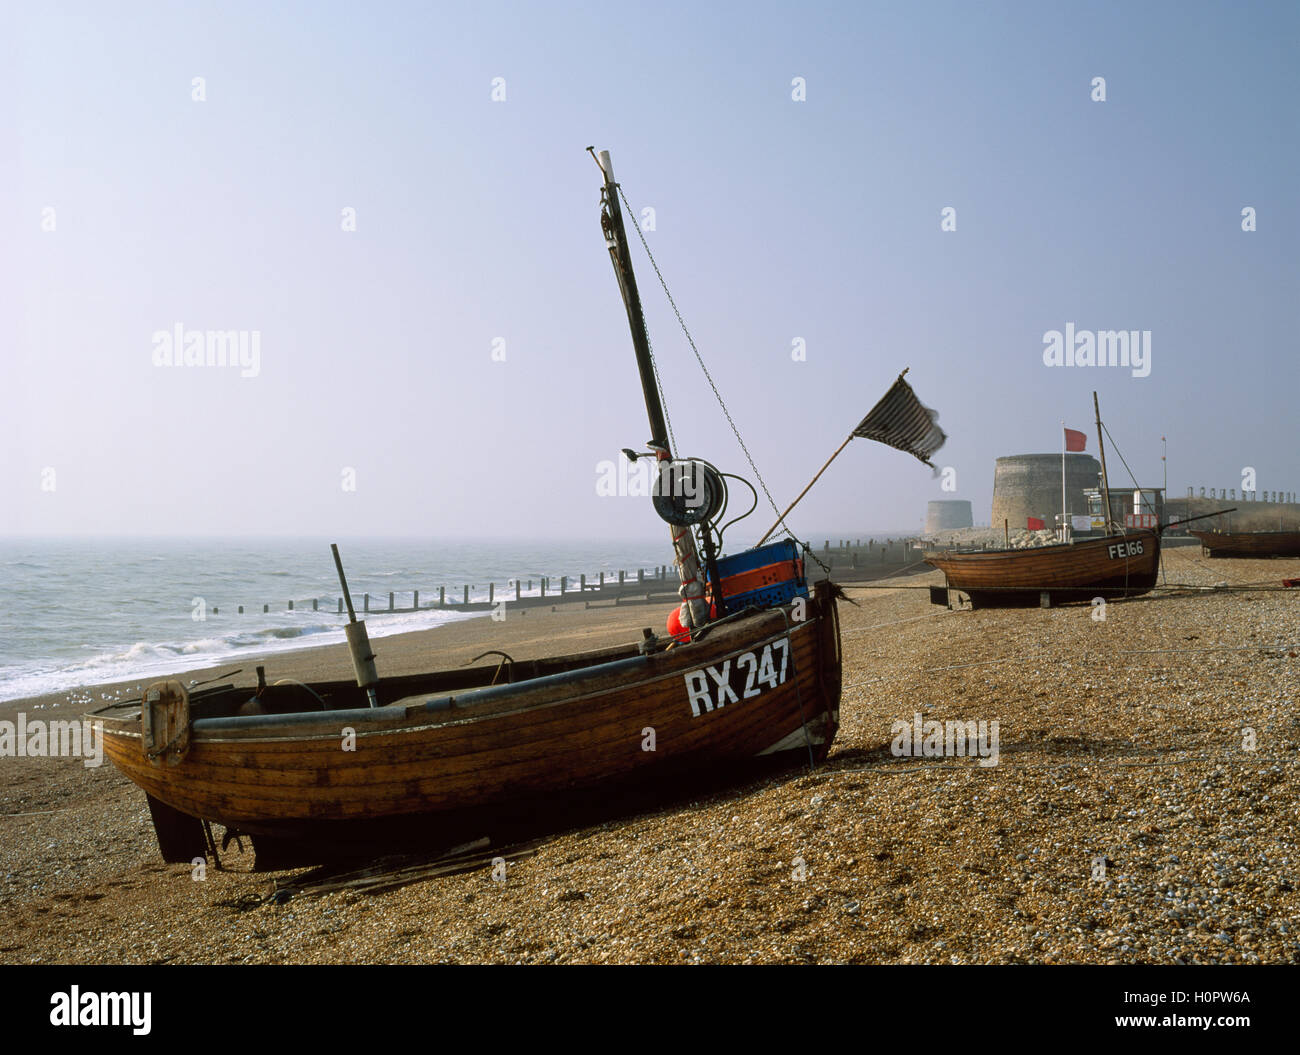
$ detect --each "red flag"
[1027,516,1046,530]
[1064,428,1087,452]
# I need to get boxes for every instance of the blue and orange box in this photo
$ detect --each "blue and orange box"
[706,540,808,611]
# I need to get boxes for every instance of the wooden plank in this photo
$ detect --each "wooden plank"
[275,841,539,898]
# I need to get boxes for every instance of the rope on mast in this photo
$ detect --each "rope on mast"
[615,183,793,545]
[1100,420,1145,496]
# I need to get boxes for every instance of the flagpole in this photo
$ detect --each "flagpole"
[1061,421,1067,542]
[755,432,854,546]
[754,370,945,548]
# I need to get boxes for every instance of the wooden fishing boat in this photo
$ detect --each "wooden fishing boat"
[93,149,948,864]
[1189,529,1300,558]
[97,583,842,858]
[925,393,1162,608]
[925,529,1160,607]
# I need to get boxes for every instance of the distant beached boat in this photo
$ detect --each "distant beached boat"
[923,393,1215,609]
[924,529,1161,608]
[1188,529,1300,558]
[94,150,944,864]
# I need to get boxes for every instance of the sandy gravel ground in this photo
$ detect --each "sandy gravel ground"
[2,548,1297,964]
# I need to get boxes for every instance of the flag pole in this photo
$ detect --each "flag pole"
[755,369,944,547]
[1061,421,1067,542]
[755,432,855,546]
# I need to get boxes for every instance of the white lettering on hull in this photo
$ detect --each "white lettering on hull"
[684,639,790,717]
[1107,539,1145,560]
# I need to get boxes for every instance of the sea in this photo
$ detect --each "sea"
[0,536,681,703]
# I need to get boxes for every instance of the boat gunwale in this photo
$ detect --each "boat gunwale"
[924,528,1159,564]
[94,600,823,744]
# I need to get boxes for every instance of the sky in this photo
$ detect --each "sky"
[2,0,1297,543]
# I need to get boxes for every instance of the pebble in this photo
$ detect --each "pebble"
[1,548,1296,964]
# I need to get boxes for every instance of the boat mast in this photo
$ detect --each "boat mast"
[1093,391,1114,535]
[594,150,671,449]
[593,148,710,629]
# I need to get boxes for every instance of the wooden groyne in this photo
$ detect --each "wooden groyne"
[204,540,928,617]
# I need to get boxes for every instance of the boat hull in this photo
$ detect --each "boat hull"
[1189,530,1300,558]
[924,530,1160,607]
[97,582,842,854]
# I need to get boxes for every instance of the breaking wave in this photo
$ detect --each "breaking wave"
[0,609,479,703]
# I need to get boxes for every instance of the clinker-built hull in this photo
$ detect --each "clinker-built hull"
[925,530,1160,607]
[97,582,841,856]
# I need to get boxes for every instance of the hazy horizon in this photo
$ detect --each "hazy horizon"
[4,1,1296,543]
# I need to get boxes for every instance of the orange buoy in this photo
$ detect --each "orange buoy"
[666,605,691,643]
[667,601,719,643]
